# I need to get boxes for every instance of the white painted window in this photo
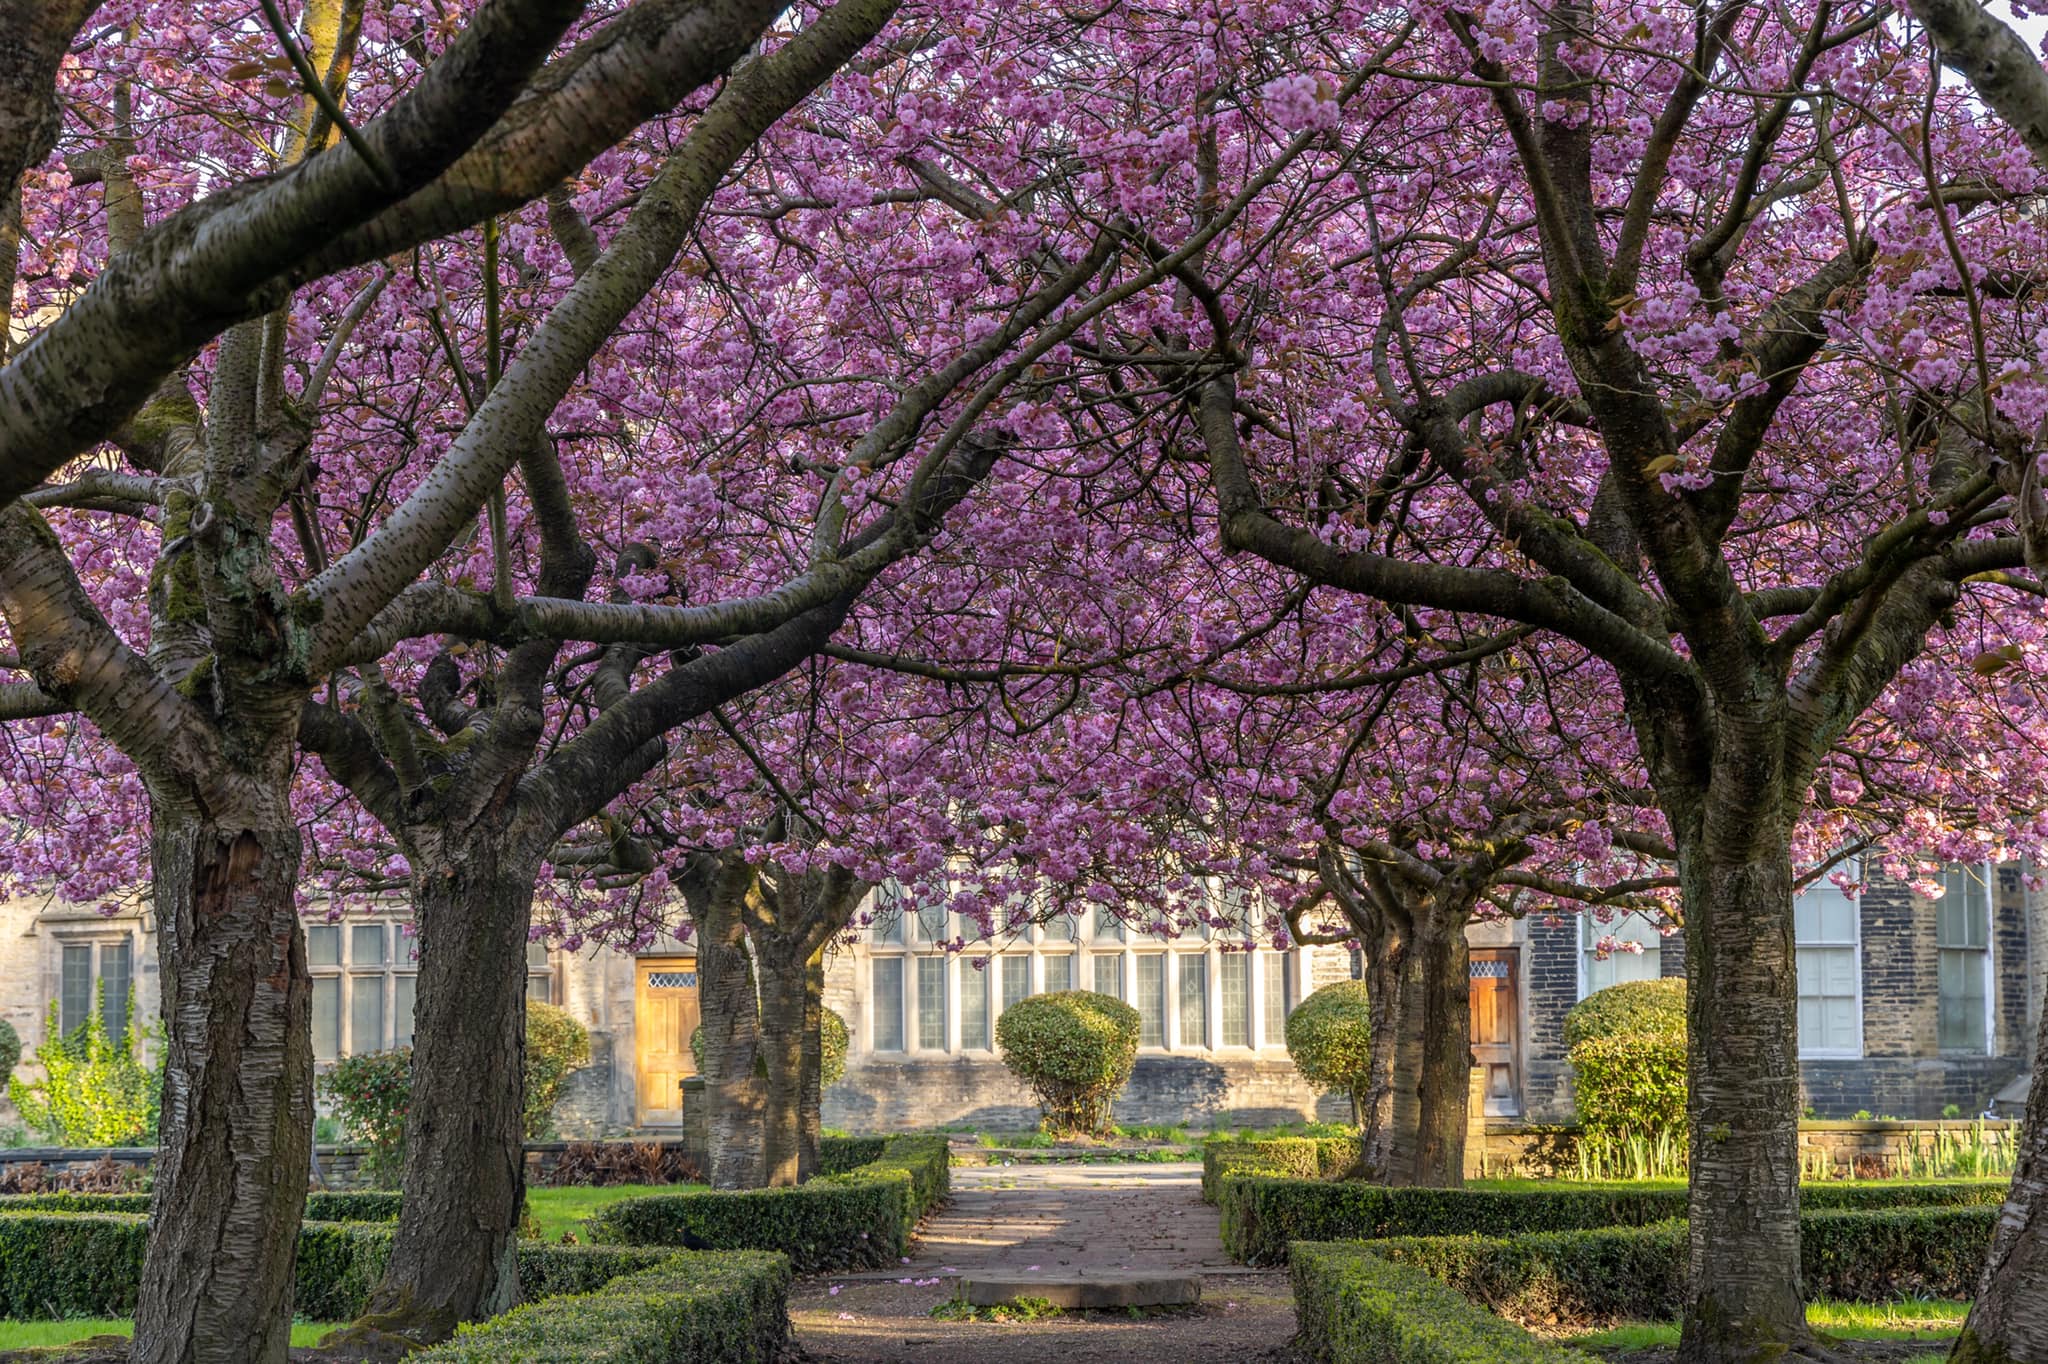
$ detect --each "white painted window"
[1795,875,1863,1058]
[1578,911,1663,998]
[1178,953,1209,1047]
[1937,863,1994,1054]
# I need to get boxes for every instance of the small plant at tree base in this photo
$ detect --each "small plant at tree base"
[995,990,1140,1137]
[1283,981,1373,1124]
[932,1295,1063,1323]
[6,992,160,1147]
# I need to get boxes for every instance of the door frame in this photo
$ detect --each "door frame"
[634,955,700,1128]
[1468,947,1524,1118]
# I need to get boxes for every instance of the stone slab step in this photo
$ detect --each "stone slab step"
[962,1270,1202,1310]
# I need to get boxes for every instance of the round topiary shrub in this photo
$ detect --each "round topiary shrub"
[1565,978,1688,1147]
[1562,976,1686,1048]
[1284,981,1373,1120]
[995,990,1140,1137]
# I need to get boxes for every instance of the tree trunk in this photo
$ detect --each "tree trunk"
[699,935,764,1189]
[1675,836,1811,1364]
[133,816,311,1364]
[1412,921,1470,1188]
[363,842,536,1338]
[756,954,806,1188]
[1385,934,1431,1184]
[1949,992,2048,1360]
[798,949,825,1181]
[1344,931,1407,1181]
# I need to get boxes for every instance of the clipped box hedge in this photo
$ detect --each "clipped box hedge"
[589,1135,949,1273]
[1202,1138,1361,1202]
[0,1190,402,1221]
[1219,1174,2009,1264]
[0,1213,676,1321]
[414,1251,791,1364]
[1365,1205,1996,1327]
[1292,1240,1598,1364]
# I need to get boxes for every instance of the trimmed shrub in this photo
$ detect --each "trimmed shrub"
[995,991,1139,1136]
[817,1135,887,1172]
[1201,1137,1360,1202]
[1292,1241,1597,1364]
[525,1002,592,1141]
[0,1189,401,1221]
[7,997,161,1146]
[1561,977,1685,1049]
[1217,1173,2009,1265]
[415,1251,791,1364]
[1284,982,1374,1119]
[1564,980,1686,1148]
[1366,1205,1996,1327]
[588,1135,949,1273]
[0,1213,681,1321]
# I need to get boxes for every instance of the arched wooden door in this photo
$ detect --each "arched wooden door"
[635,958,701,1126]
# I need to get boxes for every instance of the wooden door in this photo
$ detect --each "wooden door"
[635,957,701,1127]
[1468,950,1522,1117]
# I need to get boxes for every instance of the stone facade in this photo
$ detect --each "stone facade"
[1517,865,2036,1123]
[1,858,2035,1140]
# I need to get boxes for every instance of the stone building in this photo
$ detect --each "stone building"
[0,857,2037,1137]
[1496,861,2041,1122]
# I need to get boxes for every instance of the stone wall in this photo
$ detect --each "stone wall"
[823,1053,1342,1132]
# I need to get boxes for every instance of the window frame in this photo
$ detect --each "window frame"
[1575,910,1664,1001]
[1936,862,1996,1056]
[1794,868,1865,1060]
[52,931,136,1042]
[307,915,418,1061]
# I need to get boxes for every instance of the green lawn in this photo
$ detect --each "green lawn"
[1570,1298,1970,1353]
[0,1320,343,1350]
[523,1183,705,1243]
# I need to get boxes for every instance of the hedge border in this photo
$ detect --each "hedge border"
[0,1214,677,1321]
[413,1250,791,1364]
[0,1190,402,1221]
[1363,1205,1996,1326]
[1202,1138,1359,1202]
[588,1135,949,1273]
[1218,1173,2010,1264]
[1292,1240,1598,1364]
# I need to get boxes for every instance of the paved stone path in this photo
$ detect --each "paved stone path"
[789,1163,1300,1364]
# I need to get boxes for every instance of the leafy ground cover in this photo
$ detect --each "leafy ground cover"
[1568,1298,1968,1353]
[0,1320,344,1350]
[522,1183,706,1243]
